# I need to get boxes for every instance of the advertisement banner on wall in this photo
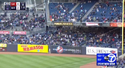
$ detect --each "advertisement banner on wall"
[0,43,7,52]
[18,44,48,53]
[99,23,110,27]
[110,23,125,27]
[0,31,10,34]
[86,47,117,55]
[13,31,26,35]
[54,22,73,26]
[86,22,99,26]
[51,46,82,54]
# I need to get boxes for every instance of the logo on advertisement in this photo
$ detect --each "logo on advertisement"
[0,44,7,47]
[97,53,117,66]
[108,53,116,63]
[56,46,63,53]
[0,47,6,51]
[21,45,43,51]
[3,44,6,47]
[37,49,40,52]
[87,49,108,53]
[110,50,116,54]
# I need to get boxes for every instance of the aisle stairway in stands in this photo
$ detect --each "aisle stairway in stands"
[82,2,99,21]
[69,2,80,13]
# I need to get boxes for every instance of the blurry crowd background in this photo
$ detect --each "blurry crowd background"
[0,12,45,31]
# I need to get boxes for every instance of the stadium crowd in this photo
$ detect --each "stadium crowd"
[50,0,95,22]
[0,12,45,31]
[0,26,122,49]
[49,1,123,23]
[84,2,122,22]
[116,57,125,68]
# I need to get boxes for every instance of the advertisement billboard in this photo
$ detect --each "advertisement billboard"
[86,22,99,26]
[51,46,82,54]
[86,47,118,55]
[13,31,26,35]
[0,31,10,34]
[0,43,7,52]
[110,23,125,27]
[18,44,48,53]
[54,22,73,26]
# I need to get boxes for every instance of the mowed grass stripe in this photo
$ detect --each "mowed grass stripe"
[63,59,95,68]
[45,56,86,68]
[34,56,73,68]
[2,55,72,68]
[0,55,63,68]
[11,55,52,68]
[17,55,63,68]
[0,55,26,68]
[35,55,95,68]
[0,55,95,68]
[0,59,14,68]
[18,55,71,68]
[0,55,38,68]
[26,55,76,68]
[50,57,95,68]
[32,56,83,68]
[14,55,71,68]
[19,55,82,67]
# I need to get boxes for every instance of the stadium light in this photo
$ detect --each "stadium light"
[122,0,124,55]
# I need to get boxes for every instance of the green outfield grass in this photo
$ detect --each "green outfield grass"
[0,54,95,68]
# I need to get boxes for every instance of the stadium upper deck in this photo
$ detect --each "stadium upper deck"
[48,0,123,23]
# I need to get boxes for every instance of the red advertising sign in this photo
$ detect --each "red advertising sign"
[10,2,16,7]
[0,31,10,34]
[110,23,125,27]
[110,23,117,27]
[86,22,99,26]
[117,23,125,27]
[13,31,26,35]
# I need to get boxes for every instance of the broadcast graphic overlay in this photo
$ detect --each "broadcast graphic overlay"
[96,52,117,66]
[4,2,26,10]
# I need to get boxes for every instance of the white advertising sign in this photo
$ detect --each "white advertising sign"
[86,47,118,55]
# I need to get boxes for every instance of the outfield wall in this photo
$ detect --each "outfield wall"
[0,44,119,56]
[7,44,17,52]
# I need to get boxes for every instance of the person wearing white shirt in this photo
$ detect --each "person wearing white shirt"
[96,8,99,12]
[85,9,87,13]
[64,9,66,12]
[72,13,74,17]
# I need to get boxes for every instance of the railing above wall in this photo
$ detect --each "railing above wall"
[49,0,78,3]
[47,21,125,27]
[99,0,122,2]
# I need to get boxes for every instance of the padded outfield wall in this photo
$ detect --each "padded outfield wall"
[0,44,119,56]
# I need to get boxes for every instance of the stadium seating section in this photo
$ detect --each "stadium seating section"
[49,1,96,22]
[49,1,123,23]
[84,2,122,22]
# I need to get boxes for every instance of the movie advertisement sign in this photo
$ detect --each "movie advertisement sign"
[51,46,82,54]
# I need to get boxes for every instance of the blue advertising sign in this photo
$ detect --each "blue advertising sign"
[97,53,117,66]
